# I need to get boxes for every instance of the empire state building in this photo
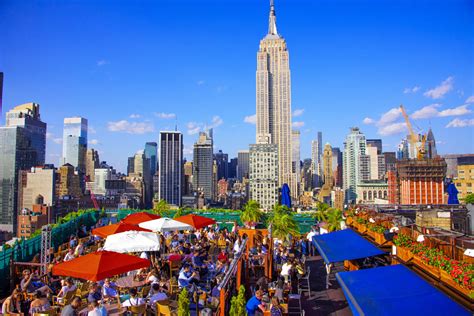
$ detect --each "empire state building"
[256,0,295,194]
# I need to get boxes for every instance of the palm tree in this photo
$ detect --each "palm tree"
[268,206,299,242]
[153,199,169,216]
[240,200,263,228]
[326,208,343,232]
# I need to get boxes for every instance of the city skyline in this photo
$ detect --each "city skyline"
[1,0,473,172]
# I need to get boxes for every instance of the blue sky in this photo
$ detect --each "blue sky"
[1,0,473,172]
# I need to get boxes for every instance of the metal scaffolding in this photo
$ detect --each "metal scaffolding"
[40,225,52,275]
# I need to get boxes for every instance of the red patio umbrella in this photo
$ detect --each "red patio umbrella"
[174,214,216,229]
[121,212,161,225]
[52,251,150,281]
[91,222,151,238]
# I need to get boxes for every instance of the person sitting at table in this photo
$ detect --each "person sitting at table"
[61,296,82,316]
[191,250,208,274]
[74,241,84,257]
[30,290,52,315]
[178,265,198,288]
[255,276,269,293]
[2,289,22,315]
[145,268,160,285]
[270,297,283,316]
[101,279,118,301]
[87,299,106,316]
[148,283,168,311]
[170,235,180,248]
[217,249,228,263]
[20,269,52,295]
[246,290,265,316]
[121,288,145,308]
[57,278,77,303]
[87,283,102,303]
[64,248,75,262]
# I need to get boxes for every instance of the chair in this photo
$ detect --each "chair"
[287,293,302,315]
[156,301,177,316]
[217,239,226,250]
[169,260,181,277]
[297,266,312,299]
[77,282,91,299]
[128,304,147,315]
[139,285,150,298]
[169,277,179,296]
[53,290,75,307]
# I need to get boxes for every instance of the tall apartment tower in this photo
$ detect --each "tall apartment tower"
[291,130,301,197]
[343,127,367,203]
[237,150,250,182]
[256,0,294,194]
[133,150,151,207]
[145,142,158,176]
[332,147,343,188]
[311,139,321,187]
[193,131,214,201]
[158,131,183,206]
[62,117,88,172]
[0,103,46,234]
[214,150,229,180]
[249,142,279,210]
[85,149,100,182]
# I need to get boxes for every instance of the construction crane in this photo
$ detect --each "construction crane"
[399,104,427,160]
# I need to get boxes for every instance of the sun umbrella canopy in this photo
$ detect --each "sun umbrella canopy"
[52,250,150,281]
[121,212,161,225]
[103,231,160,253]
[174,214,216,229]
[92,222,151,238]
[139,217,193,232]
[281,183,292,208]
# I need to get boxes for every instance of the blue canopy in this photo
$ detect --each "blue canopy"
[312,229,385,264]
[281,183,291,208]
[336,264,470,316]
[447,183,459,204]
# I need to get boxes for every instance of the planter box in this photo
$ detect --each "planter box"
[396,246,413,263]
[440,269,474,299]
[346,217,353,226]
[412,255,440,279]
[354,222,367,234]
[366,229,376,240]
[373,231,393,247]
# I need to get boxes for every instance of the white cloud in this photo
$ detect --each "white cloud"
[445,118,474,128]
[465,96,474,104]
[363,117,375,124]
[129,114,141,119]
[107,120,154,134]
[155,112,176,119]
[183,144,193,155]
[186,122,201,135]
[88,126,97,134]
[293,109,304,117]
[88,139,100,145]
[197,80,205,86]
[411,104,440,119]
[438,105,471,117]
[96,59,109,67]
[292,121,305,128]
[244,114,257,124]
[424,76,454,99]
[378,122,407,136]
[378,107,402,126]
[208,115,223,128]
[403,85,420,94]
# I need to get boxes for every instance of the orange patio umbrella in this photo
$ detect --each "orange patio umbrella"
[52,251,150,281]
[121,212,161,225]
[174,214,216,229]
[91,222,151,238]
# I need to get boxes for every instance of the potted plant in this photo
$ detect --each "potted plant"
[393,233,414,262]
[240,200,263,229]
[268,206,299,242]
[411,243,441,279]
[439,260,474,298]
[178,288,190,316]
[229,285,246,316]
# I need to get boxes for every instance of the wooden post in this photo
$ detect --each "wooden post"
[237,258,242,288]
[219,288,226,316]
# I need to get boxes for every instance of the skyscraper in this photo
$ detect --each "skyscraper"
[311,139,321,187]
[237,150,250,182]
[343,127,367,203]
[145,142,158,176]
[85,148,100,182]
[159,131,183,206]
[249,143,279,210]
[132,150,151,207]
[62,117,88,172]
[0,103,46,234]
[193,131,214,201]
[214,150,229,180]
[228,157,238,179]
[291,130,301,197]
[256,0,294,194]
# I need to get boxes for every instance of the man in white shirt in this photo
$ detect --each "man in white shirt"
[122,288,145,307]
[280,261,293,283]
[63,249,75,262]
[306,228,318,256]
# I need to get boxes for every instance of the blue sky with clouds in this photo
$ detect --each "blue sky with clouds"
[0,0,473,172]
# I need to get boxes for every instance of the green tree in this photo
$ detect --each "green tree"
[462,193,474,205]
[240,200,263,227]
[173,207,187,219]
[326,208,343,232]
[268,205,299,242]
[177,288,190,316]
[229,285,246,316]
[153,199,169,216]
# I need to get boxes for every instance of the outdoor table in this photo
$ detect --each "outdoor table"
[115,275,147,288]
[79,303,126,316]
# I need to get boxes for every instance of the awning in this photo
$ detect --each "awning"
[312,229,385,264]
[336,264,470,316]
